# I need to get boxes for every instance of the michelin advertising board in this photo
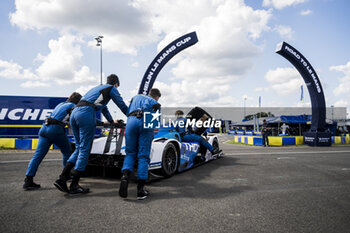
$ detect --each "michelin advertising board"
[0,96,67,138]
[0,95,100,138]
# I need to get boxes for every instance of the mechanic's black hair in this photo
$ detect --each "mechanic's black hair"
[149,88,161,99]
[175,110,184,118]
[263,119,267,123]
[67,92,82,104]
[107,74,120,86]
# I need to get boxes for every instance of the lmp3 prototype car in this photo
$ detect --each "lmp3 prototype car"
[87,107,223,178]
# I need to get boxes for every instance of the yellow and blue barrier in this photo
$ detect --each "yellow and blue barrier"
[229,135,349,146]
[332,135,350,144]
[0,138,65,150]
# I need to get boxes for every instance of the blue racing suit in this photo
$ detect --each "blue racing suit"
[26,102,75,177]
[175,117,214,152]
[67,84,128,171]
[122,94,161,180]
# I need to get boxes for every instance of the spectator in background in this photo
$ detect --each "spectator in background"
[261,119,270,147]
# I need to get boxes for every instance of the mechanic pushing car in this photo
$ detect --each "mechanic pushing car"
[174,110,221,155]
[119,88,161,200]
[23,92,82,190]
[54,74,128,195]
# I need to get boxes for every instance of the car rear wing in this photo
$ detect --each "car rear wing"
[186,107,213,136]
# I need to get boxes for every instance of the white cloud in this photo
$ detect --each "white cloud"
[331,61,350,96]
[334,99,348,107]
[0,59,38,80]
[274,25,294,40]
[137,0,272,106]
[75,84,97,96]
[131,62,139,68]
[264,67,303,95]
[300,9,312,15]
[255,87,270,92]
[8,0,273,106]
[10,0,156,55]
[333,99,350,117]
[295,101,311,107]
[152,79,240,107]
[0,34,99,88]
[263,0,308,10]
[21,81,49,88]
[242,94,254,101]
[36,34,98,85]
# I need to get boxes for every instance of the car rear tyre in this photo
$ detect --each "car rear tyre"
[212,139,219,151]
[160,143,178,178]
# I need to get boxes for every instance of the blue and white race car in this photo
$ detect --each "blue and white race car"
[88,107,223,178]
[88,124,222,178]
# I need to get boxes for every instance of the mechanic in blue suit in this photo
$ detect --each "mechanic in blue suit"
[174,110,220,155]
[54,74,128,195]
[119,88,161,200]
[23,92,82,190]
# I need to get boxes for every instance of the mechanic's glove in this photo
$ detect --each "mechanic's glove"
[117,119,125,125]
[111,119,126,128]
[96,121,104,126]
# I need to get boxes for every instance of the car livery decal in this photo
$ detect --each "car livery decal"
[178,142,200,172]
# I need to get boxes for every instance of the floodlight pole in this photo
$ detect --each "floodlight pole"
[95,36,104,85]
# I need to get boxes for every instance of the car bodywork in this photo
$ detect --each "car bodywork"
[88,124,222,177]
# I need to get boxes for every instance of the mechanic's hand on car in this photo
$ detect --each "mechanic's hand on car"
[101,121,114,127]
[116,119,125,124]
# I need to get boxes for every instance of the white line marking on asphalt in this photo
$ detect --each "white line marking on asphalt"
[277,157,296,160]
[224,150,350,156]
[0,159,61,164]
[223,140,233,144]
[233,178,248,181]
[1,151,349,163]
[341,168,350,171]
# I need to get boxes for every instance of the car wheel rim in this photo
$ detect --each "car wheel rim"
[164,148,177,174]
[212,140,218,150]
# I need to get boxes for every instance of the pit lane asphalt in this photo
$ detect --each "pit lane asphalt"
[1,135,350,233]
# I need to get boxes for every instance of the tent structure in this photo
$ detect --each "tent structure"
[232,115,311,126]
[231,115,336,136]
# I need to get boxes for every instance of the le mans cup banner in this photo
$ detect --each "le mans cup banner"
[138,32,199,95]
[276,42,327,132]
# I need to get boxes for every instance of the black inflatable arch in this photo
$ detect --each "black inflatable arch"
[138,32,198,95]
[276,41,331,146]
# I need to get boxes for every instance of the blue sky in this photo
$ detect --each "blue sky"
[0,0,349,118]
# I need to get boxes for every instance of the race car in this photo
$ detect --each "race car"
[87,107,223,178]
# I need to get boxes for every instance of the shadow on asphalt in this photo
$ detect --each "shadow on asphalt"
[62,156,255,202]
[146,157,255,202]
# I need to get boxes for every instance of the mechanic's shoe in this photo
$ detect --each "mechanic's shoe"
[68,184,90,195]
[137,189,150,200]
[68,169,89,195]
[54,179,69,193]
[119,170,130,198]
[211,148,222,155]
[59,162,74,180]
[119,179,129,198]
[137,179,149,200]
[23,176,40,190]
